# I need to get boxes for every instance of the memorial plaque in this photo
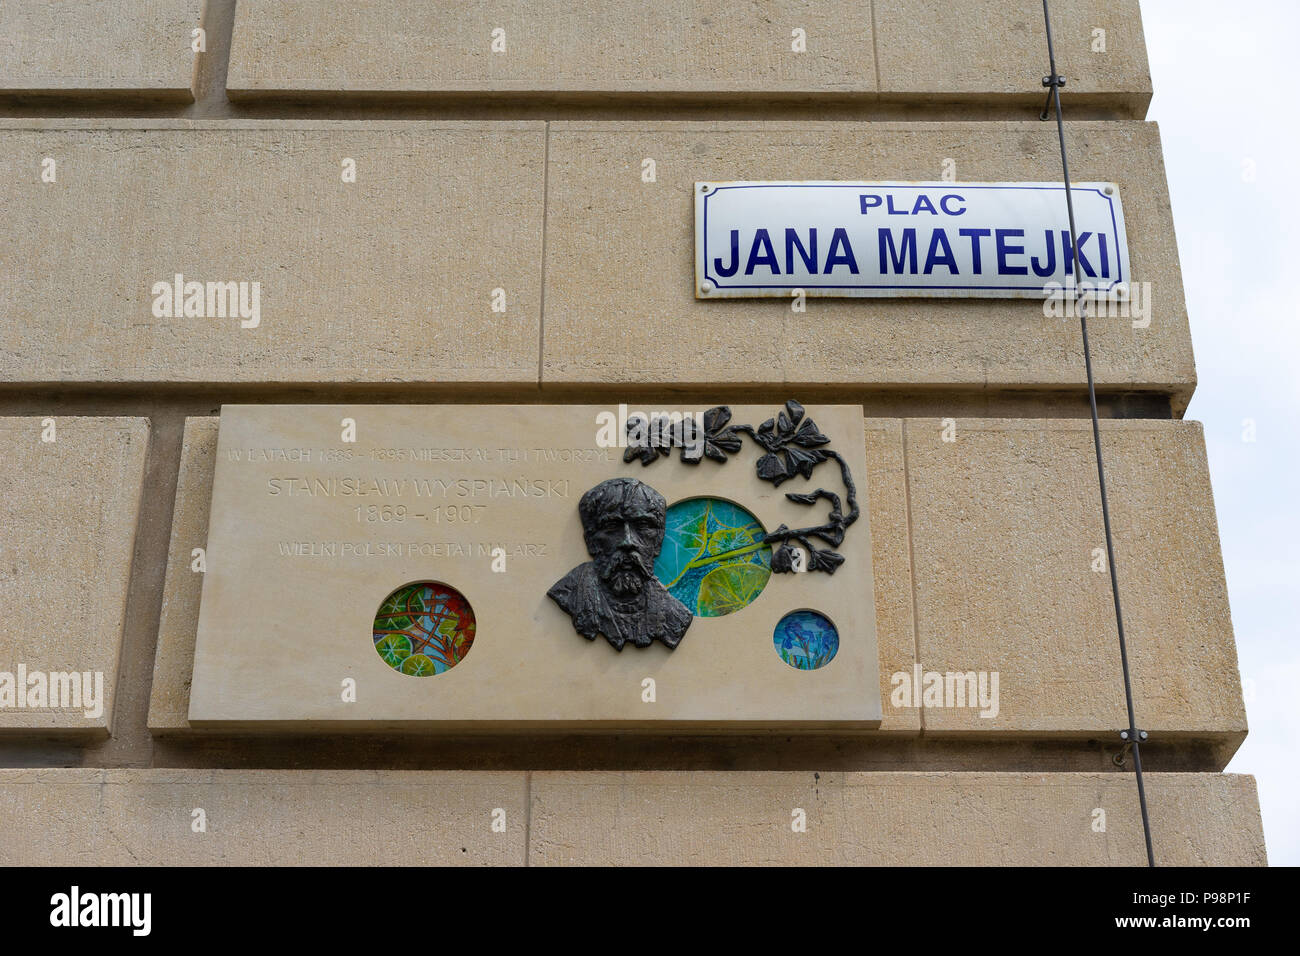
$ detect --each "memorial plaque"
[189,404,880,730]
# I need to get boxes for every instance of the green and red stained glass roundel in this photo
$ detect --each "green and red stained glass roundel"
[373,582,476,676]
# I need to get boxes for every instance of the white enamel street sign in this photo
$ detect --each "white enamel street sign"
[694,181,1130,299]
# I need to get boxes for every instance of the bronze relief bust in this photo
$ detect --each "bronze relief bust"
[547,477,692,651]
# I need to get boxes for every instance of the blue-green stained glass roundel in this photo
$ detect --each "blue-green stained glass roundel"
[653,498,771,617]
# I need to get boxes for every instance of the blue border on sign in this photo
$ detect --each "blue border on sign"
[700,183,1125,293]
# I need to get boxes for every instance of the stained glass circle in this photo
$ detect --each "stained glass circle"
[654,497,771,617]
[373,582,476,676]
[773,609,839,670]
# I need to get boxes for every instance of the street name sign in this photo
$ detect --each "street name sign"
[695,181,1129,299]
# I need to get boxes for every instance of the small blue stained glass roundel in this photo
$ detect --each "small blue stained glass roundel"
[773,610,839,670]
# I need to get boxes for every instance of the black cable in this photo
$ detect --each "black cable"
[1039,0,1156,867]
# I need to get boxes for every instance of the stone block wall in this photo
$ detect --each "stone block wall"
[0,0,1263,865]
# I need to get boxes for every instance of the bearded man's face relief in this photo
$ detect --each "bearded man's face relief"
[548,477,693,651]
[589,503,664,597]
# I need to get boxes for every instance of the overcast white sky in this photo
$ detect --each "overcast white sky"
[1141,0,1298,865]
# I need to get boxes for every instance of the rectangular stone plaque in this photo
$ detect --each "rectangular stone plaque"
[189,404,880,730]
